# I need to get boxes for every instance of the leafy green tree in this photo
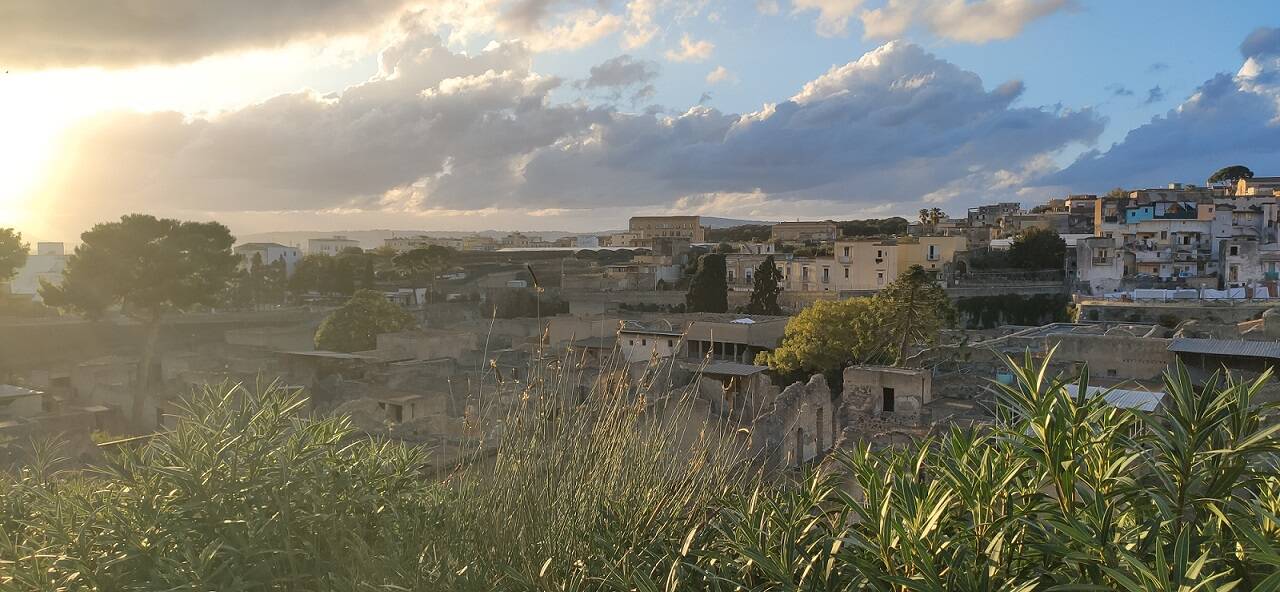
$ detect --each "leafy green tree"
[361,257,377,289]
[878,264,953,365]
[1007,227,1066,270]
[745,255,783,315]
[39,215,237,423]
[757,297,885,375]
[289,254,356,298]
[1208,164,1254,186]
[685,253,727,313]
[0,227,28,281]
[314,289,416,352]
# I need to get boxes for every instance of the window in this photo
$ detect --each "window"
[1106,369,1118,378]
[1230,245,1240,256]
[876,249,884,258]
[629,339,634,346]
[882,387,895,413]
[802,267,810,280]
[1161,231,1168,240]
[668,339,674,347]
[641,339,647,346]
[844,267,849,279]
[843,246,851,257]
[727,270,735,282]
[927,244,939,261]
[877,272,885,286]
[822,268,830,283]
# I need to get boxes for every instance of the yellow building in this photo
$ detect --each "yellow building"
[833,235,966,290]
[629,215,706,242]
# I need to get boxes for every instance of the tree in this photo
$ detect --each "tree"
[685,253,727,313]
[757,298,885,375]
[1208,164,1254,187]
[39,215,238,424]
[0,228,28,281]
[314,289,416,352]
[878,265,953,365]
[745,255,783,315]
[1007,227,1066,270]
[393,246,453,305]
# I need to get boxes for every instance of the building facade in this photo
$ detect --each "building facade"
[771,220,839,242]
[307,236,361,255]
[629,216,706,242]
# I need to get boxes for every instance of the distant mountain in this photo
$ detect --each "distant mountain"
[701,216,780,229]
[236,228,577,250]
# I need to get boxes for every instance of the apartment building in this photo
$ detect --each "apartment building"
[833,235,966,290]
[771,220,839,242]
[307,236,361,255]
[384,236,463,252]
[629,215,706,242]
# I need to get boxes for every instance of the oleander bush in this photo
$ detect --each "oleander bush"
[3,352,1280,590]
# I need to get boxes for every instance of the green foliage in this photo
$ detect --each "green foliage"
[314,289,415,352]
[392,246,453,287]
[706,224,772,243]
[1,354,747,590]
[762,266,953,372]
[1008,226,1066,270]
[791,243,833,257]
[488,290,568,318]
[756,297,886,375]
[956,293,1070,328]
[745,255,783,315]
[226,253,287,309]
[1209,164,1254,185]
[838,216,909,237]
[39,214,238,320]
[686,253,728,313]
[878,264,954,364]
[288,254,356,298]
[0,227,28,281]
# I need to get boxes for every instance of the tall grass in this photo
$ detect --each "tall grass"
[3,350,1280,590]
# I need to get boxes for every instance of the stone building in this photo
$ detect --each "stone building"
[629,215,706,242]
[842,365,932,428]
[771,220,839,242]
[750,374,840,470]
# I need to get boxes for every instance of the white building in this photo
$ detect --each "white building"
[8,242,67,302]
[307,236,361,256]
[234,242,301,275]
[618,321,684,363]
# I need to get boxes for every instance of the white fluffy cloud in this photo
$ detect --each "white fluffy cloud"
[36,33,1102,230]
[706,66,736,84]
[1044,26,1280,190]
[664,34,715,62]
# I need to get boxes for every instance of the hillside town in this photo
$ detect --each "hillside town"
[1,168,1278,471]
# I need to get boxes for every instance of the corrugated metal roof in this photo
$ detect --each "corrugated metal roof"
[1168,338,1280,360]
[1064,385,1165,412]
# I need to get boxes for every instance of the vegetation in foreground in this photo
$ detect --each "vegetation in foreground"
[3,353,1280,590]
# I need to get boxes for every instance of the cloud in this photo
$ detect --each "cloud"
[622,0,659,48]
[1044,28,1280,191]
[1148,62,1169,73]
[1240,26,1280,60]
[791,0,865,37]
[505,8,624,52]
[1144,85,1165,105]
[36,36,1102,230]
[706,65,737,84]
[664,33,715,62]
[575,54,660,104]
[1106,84,1134,97]
[0,0,414,69]
[859,0,1072,43]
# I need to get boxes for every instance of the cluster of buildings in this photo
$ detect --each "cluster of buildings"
[1074,178,1280,295]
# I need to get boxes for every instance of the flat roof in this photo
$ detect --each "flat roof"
[0,385,42,399]
[1064,384,1165,412]
[280,350,376,360]
[1168,338,1280,360]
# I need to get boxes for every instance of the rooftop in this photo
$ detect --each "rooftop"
[0,385,42,400]
[1168,338,1280,360]
[699,361,769,377]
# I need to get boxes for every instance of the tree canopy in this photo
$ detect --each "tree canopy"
[760,265,953,373]
[0,227,28,281]
[1208,164,1254,186]
[314,289,416,352]
[744,255,783,315]
[39,215,238,423]
[685,253,728,313]
[1007,227,1066,270]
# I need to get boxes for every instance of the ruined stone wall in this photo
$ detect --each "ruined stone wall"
[750,374,839,470]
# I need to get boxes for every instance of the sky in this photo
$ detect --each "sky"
[1,0,1279,243]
